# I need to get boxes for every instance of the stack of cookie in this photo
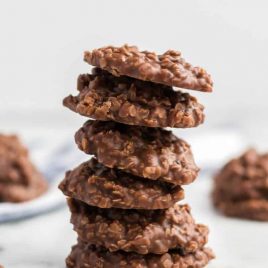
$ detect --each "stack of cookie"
[59,45,214,267]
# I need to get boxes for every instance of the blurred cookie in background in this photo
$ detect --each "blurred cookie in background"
[0,134,48,203]
[212,149,268,221]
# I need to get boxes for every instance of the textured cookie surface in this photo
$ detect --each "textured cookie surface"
[84,45,213,92]
[0,134,47,202]
[75,120,199,185]
[66,241,214,268]
[64,68,205,128]
[213,149,268,221]
[213,198,268,221]
[0,179,48,203]
[0,134,38,184]
[59,158,184,210]
[68,199,208,255]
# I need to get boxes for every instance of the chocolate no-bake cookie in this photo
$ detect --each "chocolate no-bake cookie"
[213,149,268,221]
[59,158,184,210]
[63,68,205,128]
[213,199,268,222]
[75,120,199,185]
[84,45,213,92]
[0,134,37,184]
[0,134,47,202]
[0,179,48,203]
[68,199,209,255]
[66,241,214,268]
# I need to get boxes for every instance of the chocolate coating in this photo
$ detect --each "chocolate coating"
[63,68,205,128]
[213,199,268,221]
[84,45,213,92]
[59,158,184,210]
[0,179,48,203]
[66,241,214,268]
[68,199,209,255]
[213,149,268,221]
[75,120,199,185]
[0,134,47,202]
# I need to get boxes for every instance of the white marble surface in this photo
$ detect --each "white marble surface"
[1,177,267,268]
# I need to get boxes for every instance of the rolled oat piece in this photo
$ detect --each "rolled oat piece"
[75,120,199,185]
[63,68,205,128]
[84,45,213,92]
[59,158,184,210]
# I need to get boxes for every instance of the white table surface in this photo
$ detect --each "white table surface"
[1,176,267,268]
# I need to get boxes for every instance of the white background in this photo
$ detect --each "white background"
[0,0,268,145]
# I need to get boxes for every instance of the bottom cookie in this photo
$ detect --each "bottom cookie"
[66,241,214,268]
[213,197,268,221]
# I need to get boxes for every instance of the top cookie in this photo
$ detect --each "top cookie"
[84,45,213,92]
